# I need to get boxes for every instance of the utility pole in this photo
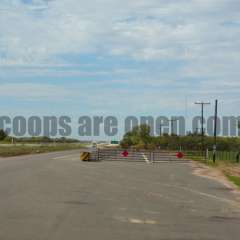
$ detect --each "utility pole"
[213,100,218,163]
[195,102,210,156]
[168,118,178,135]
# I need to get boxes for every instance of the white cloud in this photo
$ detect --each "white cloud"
[0,0,240,117]
[0,83,72,100]
[0,0,239,65]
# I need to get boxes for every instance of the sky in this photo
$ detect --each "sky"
[0,0,240,138]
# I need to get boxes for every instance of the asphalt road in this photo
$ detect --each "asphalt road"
[0,150,240,240]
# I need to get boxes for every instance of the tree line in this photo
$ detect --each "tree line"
[121,124,240,151]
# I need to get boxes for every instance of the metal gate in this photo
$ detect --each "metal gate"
[93,148,187,163]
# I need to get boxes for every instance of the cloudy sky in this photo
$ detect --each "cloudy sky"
[0,0,240,136]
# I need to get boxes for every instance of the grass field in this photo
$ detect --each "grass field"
[0,143,87,157]
[226,175,240,188]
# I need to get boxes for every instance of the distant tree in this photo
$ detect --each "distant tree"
[0,129,8,141]
[121,124,152,149]
[121,125,240,151]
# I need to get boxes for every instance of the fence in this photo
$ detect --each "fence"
[184,150,240,163]
[208,151,239,163]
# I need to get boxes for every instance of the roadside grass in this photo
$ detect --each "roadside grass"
[226,175,240,188]
[0,143,86,157]
[186,152,240,189]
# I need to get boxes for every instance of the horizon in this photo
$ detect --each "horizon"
[0,115,239,140]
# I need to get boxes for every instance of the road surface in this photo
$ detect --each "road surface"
[0,150,240,240]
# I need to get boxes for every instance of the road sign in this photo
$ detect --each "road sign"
[122,150,129,157]
[176,152,184,159]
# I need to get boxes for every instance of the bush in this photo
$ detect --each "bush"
[0,129,8,141]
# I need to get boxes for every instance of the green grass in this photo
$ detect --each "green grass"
[226,175,240,188]
[0,143,86,157]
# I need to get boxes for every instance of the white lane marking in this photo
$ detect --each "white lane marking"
[129,218,143,224]
[118,176,240,207]
[129,219,157,225]
[141,153,150,163]
[150,182,240,207]
[177,185,239,206]
[115,216,158,225]
[146,182,238,206]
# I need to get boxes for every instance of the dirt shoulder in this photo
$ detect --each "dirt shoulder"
[190,161,240,196]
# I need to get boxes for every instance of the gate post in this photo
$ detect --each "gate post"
[97,148,100,161]
[151,152,154,163]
